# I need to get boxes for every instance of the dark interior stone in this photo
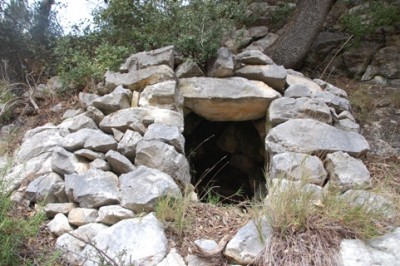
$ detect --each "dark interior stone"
[184,112,266,203]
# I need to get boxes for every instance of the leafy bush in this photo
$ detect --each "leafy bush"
[340,1,400,40]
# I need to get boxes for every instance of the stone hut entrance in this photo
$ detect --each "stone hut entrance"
[184,112,266,203]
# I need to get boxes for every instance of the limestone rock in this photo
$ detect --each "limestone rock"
[341,42,381,78]
[313,79,348,98]
[135,140,191,184]
[224,218,272,265]
[139,80,179,110]
[79,92,99,110]
[83,131,117,153]
[52,147,89,175]
[105,150,135,175]
[99,107,184,134]
[179,77,281,121]
[312,91,351,113]
[284,84,313,98]
[120,45,175,72]
[325,151,371,190]
[15,125,64,164]
[85,106,104,125]
[176,61,205,78]
[96,205,135,225]
[208,47,234,78]
[62,108,84,120]
[235,64,287,92]
[44,202,76,218]
[244,33,279,53]
[89,159,111,171]
[143,123,185,153]
[249,26,269,39]
[236,50,274,65]
[47,213,73,237]
[56,223,108,265]
[268,97,332,126]
[74,149,105,161]
[120,165,181,212]
[286,74,322,93]
[335,118,360,133]
[67,114,98,133]
[65,169,120,208]
[25,172,67,203]
[368,228,400,261]
[117,130,142,162]
[270,152,327,185]
[68,207,99,226]
[80,213,168,266]
[105,65,175,92]
[337,111,355,122]
[267,178,324,200]
[92,85,132,115]
[265,119,370,157]
[157,248,186,266]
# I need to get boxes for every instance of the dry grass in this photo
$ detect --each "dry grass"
[253,178,392,266]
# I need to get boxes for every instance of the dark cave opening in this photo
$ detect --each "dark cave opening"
[184,112,266,203]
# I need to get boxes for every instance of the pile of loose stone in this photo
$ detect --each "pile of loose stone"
[3,45,399,265]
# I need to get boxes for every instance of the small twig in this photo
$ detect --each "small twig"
[320,35,353,81]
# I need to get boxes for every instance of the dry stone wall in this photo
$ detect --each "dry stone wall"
[2,45,399,265]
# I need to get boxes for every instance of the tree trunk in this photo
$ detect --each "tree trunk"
[266,0,337,69]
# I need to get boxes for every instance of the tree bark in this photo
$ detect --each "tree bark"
[266,0,337,69]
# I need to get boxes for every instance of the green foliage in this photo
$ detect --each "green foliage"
[340,1,400,40]
[270,3,296,31]
[55,36,130,90]
[0,180,46,265]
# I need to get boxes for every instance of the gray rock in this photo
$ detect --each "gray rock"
[80,213,168,266]
[117,130,143,162]
[74,149,105,161]
[25,172,67,203]
[139,80,178,110]
[341,42,381,78]
[267,178,324,200]
[85,106,104,125]
[135,140,191,184]
[268,97,332,126]
[286,74,322,93]
[67,114,98,132]
[312,91,351,113]
[105,65,176,92]
[157,248,186,266]
[265,119,370,157]
[68,207,99,226]
[368,228,400,262]
[224,218,272,265]
[339,238,399,266]
[112,128,124,142]
[176,61,205,78]
[208,47,234,78]
[235,50,274,65]
[63,128,100,151]
[62,108,84,120]
[92,85,132,115]
[120,165,181,212]
[65,169,120,208]
[335,118,360,133]
[337,111,356,122]
[270,152,327,185]
[120,45,175,72]
[284,84,313,98]
[47,213,73,237]
[244,33,279,53]
[325,151,371,190]
[56,223,108,265]
[313,79,348,98]
[44,202,76,218]
[96,205,135,225]
[89,159,111,171]
[78,92,99,109]
[179,77,281,121]
[52,147,89,175]
[84,131,117,153]
[15,125,64,164]
[100,107,184,134]
[105,150,135,175]
[235,64,287,92]
[249,26,269,39]
[143,123,185,153]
